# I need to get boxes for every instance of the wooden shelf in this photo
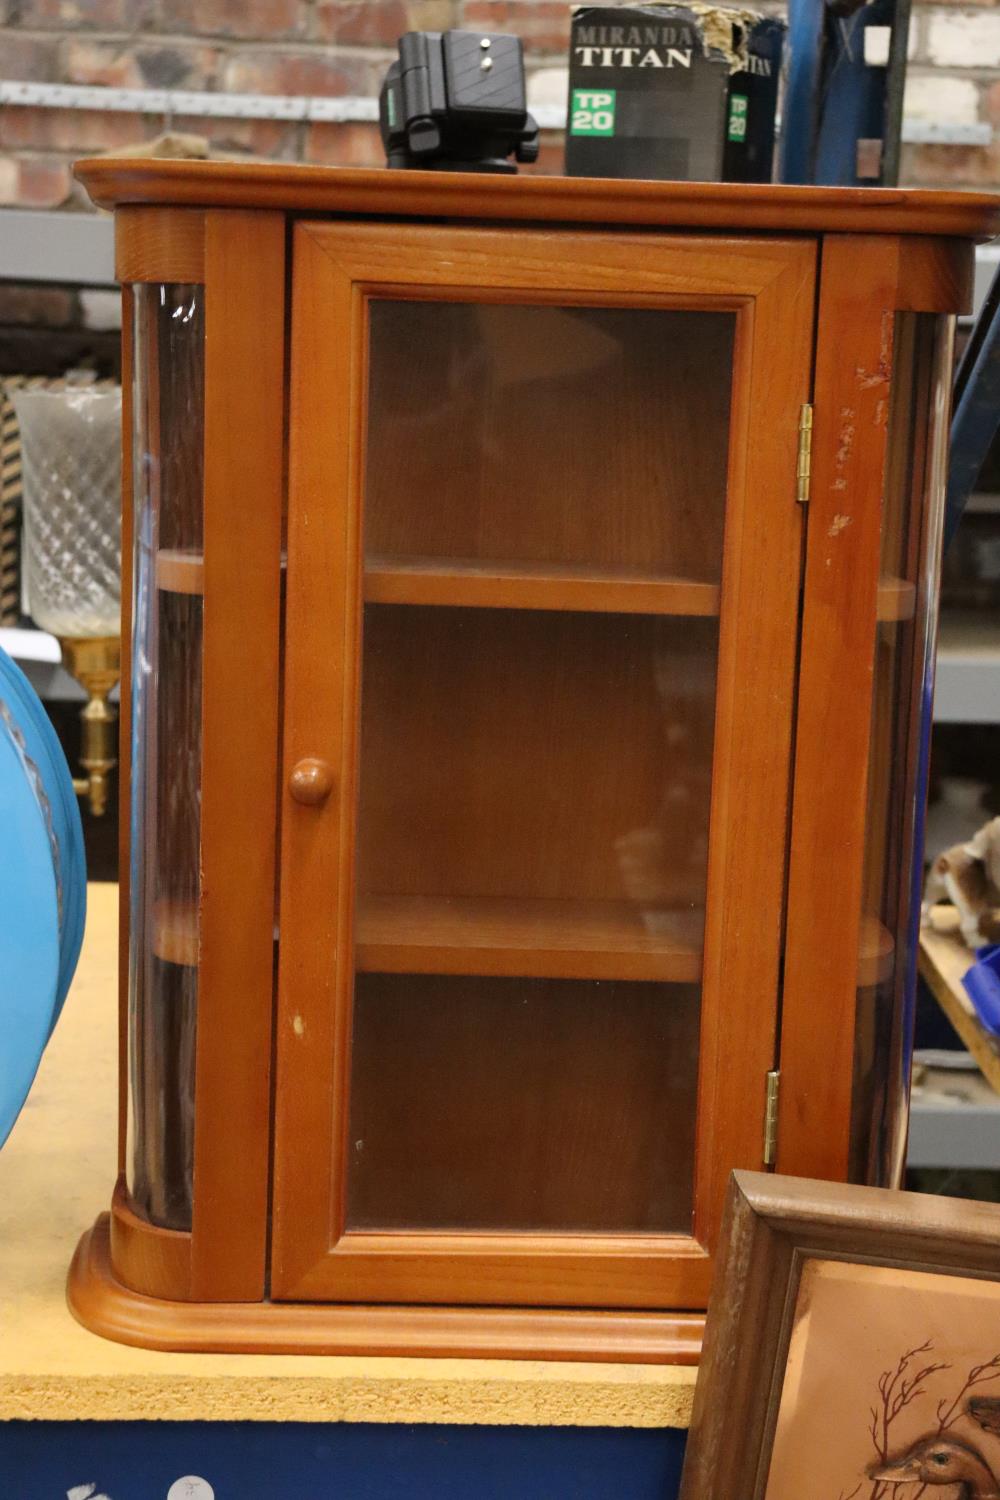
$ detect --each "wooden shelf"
[357,894,703,982]
[155,549,204,595]
[151,893,702,981]
[152,894,890,987]
[364,556,721,617]
[858,915,895,988]
[877,576,916,623]
[155,549,287,595]
[147,559,914,617]
[152,897,199,967]
[967,492,1000,516]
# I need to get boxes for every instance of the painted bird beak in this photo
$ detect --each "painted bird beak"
[867,1457,923,1482]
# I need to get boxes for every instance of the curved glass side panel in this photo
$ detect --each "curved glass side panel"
[852,313,953,1186]
[128,285,205,1230]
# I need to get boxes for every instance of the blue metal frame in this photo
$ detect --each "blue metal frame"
[946,263,1000,551]
[781,0,825,183]
[782,0,909,186]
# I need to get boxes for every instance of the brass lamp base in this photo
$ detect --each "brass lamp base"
[60,635,120,819]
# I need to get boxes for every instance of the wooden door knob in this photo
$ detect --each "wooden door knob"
[289,758,335,806]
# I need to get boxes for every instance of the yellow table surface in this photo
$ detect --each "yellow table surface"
[0,882,695,1426]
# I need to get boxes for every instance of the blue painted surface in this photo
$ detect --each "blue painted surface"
[0,646,86,1149]
[811,8,889,188]
[0,1421,686,1499]
[781,0,902,187]
[780,0,824,183]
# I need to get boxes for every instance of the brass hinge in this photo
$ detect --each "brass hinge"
[796,403,813,505]
[763,1070,780,1166]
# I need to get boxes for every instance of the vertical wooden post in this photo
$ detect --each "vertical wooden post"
[191,210,286,1299]
[777,236,899,1181]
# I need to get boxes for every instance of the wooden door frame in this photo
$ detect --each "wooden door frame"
[776,234,973,1185]
[272,221,816,1307]
[108,206,287,1303]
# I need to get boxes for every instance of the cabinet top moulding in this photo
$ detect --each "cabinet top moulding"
[74,159,1000,240]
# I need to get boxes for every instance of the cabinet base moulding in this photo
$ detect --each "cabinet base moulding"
[68,1216,703,1364]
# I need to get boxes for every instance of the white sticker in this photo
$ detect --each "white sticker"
[863,24,891,65]
[167,1481,214,1500]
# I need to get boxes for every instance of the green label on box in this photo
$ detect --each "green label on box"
[570,90,616,137]
[727,93,748,142]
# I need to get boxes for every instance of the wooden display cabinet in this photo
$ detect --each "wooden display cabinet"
[67,161,1000,1363]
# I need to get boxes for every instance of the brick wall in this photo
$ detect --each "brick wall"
[1,0,1000,203]
[904,2,1000,186]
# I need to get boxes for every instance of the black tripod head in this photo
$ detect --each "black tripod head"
[379,30,540,173]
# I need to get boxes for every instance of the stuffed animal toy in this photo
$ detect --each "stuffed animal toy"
[924,815,1000,949]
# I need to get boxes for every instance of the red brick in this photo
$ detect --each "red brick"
[0,156,74,208]
[900,141,1000,189]
[144,45,221,89]
[20,158,73,209]
[179,115,302,160]
[315,0,456,43]
[159,0,307,39]
[460,0,570,55]
[6,0,154,24]
[305,120,383,165]
[61,174,102,213]
[314,0,409,46]
[223,49,374,97]
[2,33,61,81]
[0,106,151,153]
[0,284,76,327]
[63,40,143,88]
[983,79,1000,127]
[405,0,459,27]
[64,38,221,90]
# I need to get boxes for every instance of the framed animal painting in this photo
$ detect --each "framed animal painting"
[681,1172,1000,1500]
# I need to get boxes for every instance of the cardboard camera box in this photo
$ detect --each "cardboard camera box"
[564,4,784,182]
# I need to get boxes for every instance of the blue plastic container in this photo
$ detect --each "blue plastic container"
[962,944,1000,1038]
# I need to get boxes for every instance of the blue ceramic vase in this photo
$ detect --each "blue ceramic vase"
[0,645,86,1146]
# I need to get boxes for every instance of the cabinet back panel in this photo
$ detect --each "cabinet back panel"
[347,974,699,1232]
[364,302,734,578]
[357,605,719,909]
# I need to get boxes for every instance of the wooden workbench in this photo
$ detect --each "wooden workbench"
[920,913,1000,1095]
[0,883,694,1430]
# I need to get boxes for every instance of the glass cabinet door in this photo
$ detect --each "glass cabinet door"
[273,224,815,1309]
[352,302,729,1237]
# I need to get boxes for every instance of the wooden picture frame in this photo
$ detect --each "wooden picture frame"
[681,1171,1000,1500]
